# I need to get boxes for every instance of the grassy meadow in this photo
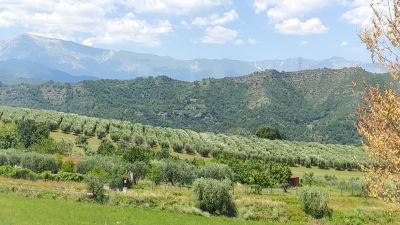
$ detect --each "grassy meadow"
[0,174,398,225]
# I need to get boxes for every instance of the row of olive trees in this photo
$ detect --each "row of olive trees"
[0,106,366,170]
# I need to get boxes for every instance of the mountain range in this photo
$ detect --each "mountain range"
[0,34,387,83]
[0,67,391,144]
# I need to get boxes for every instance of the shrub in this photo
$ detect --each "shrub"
[149,159,196,186]
[198,148,211,158]
[299,187,332,219]
[147,138,158,148]
[110,132,121,142]
[160,141,169,149]
[39,171,54,180]
[185,145,196,155]
[199,163,234,181]
[303,172,316,186]
[122,146,150,163]
[0,123,19,149]
[61,160,75,173]
[98,139,117,156]
[163,159,196,186]
[85,173,108,204]
[172,142,184,153]
[126,161,148,185]
[193,178,237,217]
[149,160,163,185]
[29,138,72,155]
[0,154,8,165]
[134,136,144,146]
[54,172,84,182]
[0,165,16,177]
[0,166,37,180]
[218,157,291,188]
[14,168,38,180]
[19,153,58,173]
[75,135,89,146]
[96,130,107,139]
[255,125,282,140]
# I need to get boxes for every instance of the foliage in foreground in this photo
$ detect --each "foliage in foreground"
[299,187,332,219]
[193,178,237,217]
[358,0,400,203]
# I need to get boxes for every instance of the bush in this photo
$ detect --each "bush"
[0,165,16,177]
[163,159,196,186]
[14,168,38,180]
[149,160,163,185]
[38,171,84,182]
[198,148,211,158]
[299,187,332,219]
[149,159,197,186]
[0,123,19,149]
[303,172,316,186]
[0,165,37,180]
[0,154,8,165]
[126,161,148,185]
[85,174,108,204]
[134,136,144,146]
[96,130,107,139]
[19,153,58,173]
[98,139,117,156]
[75,135,89,146]
[122,146,150,163]
[193,178,237,217]
[172,142,184,153]
[61,160,75,173]
[29,138,72,155]
[185,145,196,155]
[199,163,234,181]
[255,125,282,140]
[54,172,84,182]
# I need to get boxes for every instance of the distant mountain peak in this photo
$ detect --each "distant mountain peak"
[0,34,388,83]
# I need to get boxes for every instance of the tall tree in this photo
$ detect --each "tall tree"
[359,0,400,202]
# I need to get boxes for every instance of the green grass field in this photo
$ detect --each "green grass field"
[0,175,398,225]
[0,193,299,225]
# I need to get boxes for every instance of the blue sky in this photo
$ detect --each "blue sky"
[0,0,372,61]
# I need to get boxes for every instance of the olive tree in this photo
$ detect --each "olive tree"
[193,178,237,217]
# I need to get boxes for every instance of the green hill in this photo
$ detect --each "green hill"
[0,68,391,144]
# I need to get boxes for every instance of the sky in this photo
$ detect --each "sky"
[0,0,374,62]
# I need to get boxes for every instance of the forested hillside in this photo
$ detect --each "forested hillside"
[0,67,391,144]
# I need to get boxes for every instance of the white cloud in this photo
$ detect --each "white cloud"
[202,26,238,44]
[274,18,328,35]
[341,41,349,46]
[252,0,330,35]
[124,0,232,15]
[0,0,173,47]
[192,10,238,27]
[340,1,373,27]
[83,13,172,47]
[253,0,331,22]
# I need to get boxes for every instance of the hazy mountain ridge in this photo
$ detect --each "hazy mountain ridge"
[0,67,391,144]
[0,34,387,83]
[0,59,96,85]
